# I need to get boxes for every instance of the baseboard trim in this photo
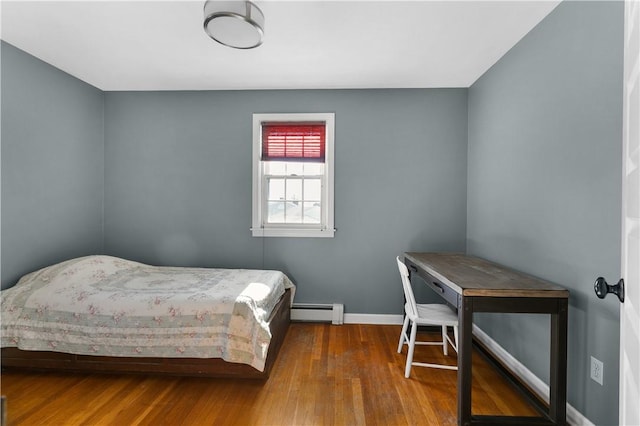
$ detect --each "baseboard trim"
[473,325,594,426]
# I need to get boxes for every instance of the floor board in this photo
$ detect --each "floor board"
[1,323,539,425]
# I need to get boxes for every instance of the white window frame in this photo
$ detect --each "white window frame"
[252,113,335,238]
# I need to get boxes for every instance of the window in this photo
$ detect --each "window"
[252,113,335,237]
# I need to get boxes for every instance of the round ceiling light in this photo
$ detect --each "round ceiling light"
[203,1,265,49]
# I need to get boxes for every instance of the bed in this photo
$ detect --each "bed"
[1,255,294,379]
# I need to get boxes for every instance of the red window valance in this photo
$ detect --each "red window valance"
[261,122,326,162]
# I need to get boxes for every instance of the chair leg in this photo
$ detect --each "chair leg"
[441,325,448,356]
[405,321,418,378]
[398,315,410,353]
[453,325,459,353]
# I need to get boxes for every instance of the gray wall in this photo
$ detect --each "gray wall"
[467,2,623,424]
[104,89,469,314]
[1,42,104,289]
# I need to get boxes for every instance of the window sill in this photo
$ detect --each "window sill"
[251,228,335,238]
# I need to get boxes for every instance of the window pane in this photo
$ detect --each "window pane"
[267,179,285,201]
[303,163,323,176]
[286,179,302,201]
[304,179,322,201]
[266,162,286,175]
[286,163,304,176]
[286,202,303,223]
[267,201,286,223]
[303,202,321,224]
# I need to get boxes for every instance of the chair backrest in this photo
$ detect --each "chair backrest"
[396,256,419,319]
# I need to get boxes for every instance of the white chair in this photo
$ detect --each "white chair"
[396,256,459,378]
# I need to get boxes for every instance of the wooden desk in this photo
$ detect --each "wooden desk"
[404,252,569,426]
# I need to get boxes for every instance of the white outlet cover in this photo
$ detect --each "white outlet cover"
[590,356,604,385]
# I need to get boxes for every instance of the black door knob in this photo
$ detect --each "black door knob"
[594,277,625,303]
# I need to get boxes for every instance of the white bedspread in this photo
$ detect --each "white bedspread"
[1,256,295,371]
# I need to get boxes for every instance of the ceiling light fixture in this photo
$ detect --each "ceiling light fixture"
[203,1,265,49]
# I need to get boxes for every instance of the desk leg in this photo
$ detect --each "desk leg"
[458,296,473,426]
[549,298,568,425]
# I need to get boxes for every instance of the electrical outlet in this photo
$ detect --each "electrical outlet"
[590,356,604,385]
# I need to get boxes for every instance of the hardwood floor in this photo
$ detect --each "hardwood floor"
[1,323,539,425]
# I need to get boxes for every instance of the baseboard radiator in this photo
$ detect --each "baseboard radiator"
[290,303,344,325]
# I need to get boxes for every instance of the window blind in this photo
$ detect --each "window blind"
[262,123,326,162]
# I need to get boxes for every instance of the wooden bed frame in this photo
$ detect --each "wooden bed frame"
[1,289,292,380]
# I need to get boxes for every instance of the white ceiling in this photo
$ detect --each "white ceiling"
[0,0,560,91]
